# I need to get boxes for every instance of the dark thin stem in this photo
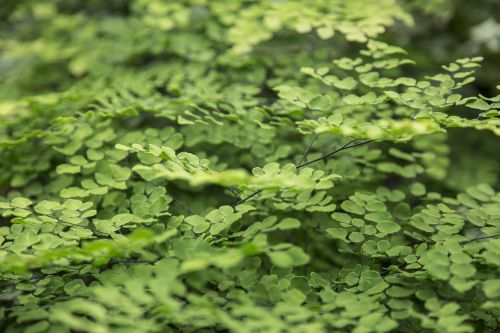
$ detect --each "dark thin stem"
[232,138,376,208]
[461,234,500,245]
[169,194,197,215]
[297,139,375,169]
[296,134,318,166]
[228,187,243,198]
[232,189,263,208]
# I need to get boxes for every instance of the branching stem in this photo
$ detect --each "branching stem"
[232,138,376,208]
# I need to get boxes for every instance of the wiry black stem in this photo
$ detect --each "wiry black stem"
[231,189,263,208]
[232,138,376,208]
[296,134,318,166]
[297,139,375,169]
[169,194,197,215]
[461,234,500,245]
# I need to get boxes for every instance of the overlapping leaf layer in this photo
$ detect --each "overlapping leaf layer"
[0,1,499,332]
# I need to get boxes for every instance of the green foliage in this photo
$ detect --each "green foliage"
[0,0,499,332]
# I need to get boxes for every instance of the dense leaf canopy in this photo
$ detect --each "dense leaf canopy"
[0,1,499,332]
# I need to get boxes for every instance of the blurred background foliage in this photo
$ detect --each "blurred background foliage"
[1,0,499,193]
[0,0,499,99]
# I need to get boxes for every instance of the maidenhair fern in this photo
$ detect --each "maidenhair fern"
[0,1,499,332]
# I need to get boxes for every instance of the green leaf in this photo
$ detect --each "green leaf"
[60,187,89,198]
[348,232,364,242]
[341,200,365,215]
[376,222,401,234]
[326,228,348,240]
[268,246,309,267]
[466,99,490,110]
[11,197,33,208]
[268,251,294,267]
[275,218,301,230]
[56,163,81,174]
[308,95,334,111]
[483,279,500,298]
